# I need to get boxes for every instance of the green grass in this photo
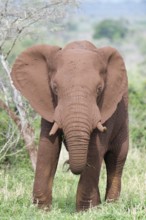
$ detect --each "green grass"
[0,148,146,220]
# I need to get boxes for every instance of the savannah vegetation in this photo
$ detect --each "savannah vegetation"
[0,0,146,219]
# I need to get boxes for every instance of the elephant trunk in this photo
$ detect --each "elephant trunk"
[65,130,90,175]
[62,100,92,175]
[50,88,106,175]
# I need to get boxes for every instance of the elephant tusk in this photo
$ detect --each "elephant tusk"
[97,121,107,132]
[49,122,59,136]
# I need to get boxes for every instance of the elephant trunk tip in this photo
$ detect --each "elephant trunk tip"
[71,169,82,175]
[70,164,85,175]
[63,158,85,175]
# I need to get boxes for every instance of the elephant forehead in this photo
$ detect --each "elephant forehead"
[57,50,102,70]
[54,52,103,89]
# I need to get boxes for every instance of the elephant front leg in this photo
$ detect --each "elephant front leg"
[33,118,62,210]
[105,128,128,202]
[76,143,102,212]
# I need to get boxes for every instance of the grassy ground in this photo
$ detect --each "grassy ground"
[0,147,146,220]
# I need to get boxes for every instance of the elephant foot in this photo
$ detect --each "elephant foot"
[76,202,101,212]
[33,193,52,211]
[76,197,101,212]
[33,199,52,211]
[105,193,120,203]
[105,181,121,203]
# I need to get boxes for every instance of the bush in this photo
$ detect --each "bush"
[129,80,146,149]
[0,110,24,165]
[93,19,128,41]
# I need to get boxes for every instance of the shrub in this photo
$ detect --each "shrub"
[93,19,128,41]
[129,80,146,149]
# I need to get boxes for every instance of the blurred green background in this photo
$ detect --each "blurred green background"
[0,0,146,219]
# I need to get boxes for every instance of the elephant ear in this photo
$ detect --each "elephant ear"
[97,47,128,124]
[11,45,61,122]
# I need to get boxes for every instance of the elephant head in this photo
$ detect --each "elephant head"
[11,41,127,174]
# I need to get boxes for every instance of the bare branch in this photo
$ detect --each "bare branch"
[0,17,19,49]
[0,53,28,128]
[0,129,20,161]
[0,99,21,129]
[5,29,22,59]
[0,81,9,106]
[4,0,9,15]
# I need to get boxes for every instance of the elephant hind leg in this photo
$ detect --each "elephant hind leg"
[104,128,128,202]
[104,152,125,202]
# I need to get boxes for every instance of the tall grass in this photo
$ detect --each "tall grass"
[0,147,146,220]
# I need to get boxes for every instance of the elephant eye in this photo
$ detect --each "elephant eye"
[51,82,58,95]
[97,86,102,96]
[100,67,106,75]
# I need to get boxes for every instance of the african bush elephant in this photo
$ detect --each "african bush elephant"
[11,40,128,212]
